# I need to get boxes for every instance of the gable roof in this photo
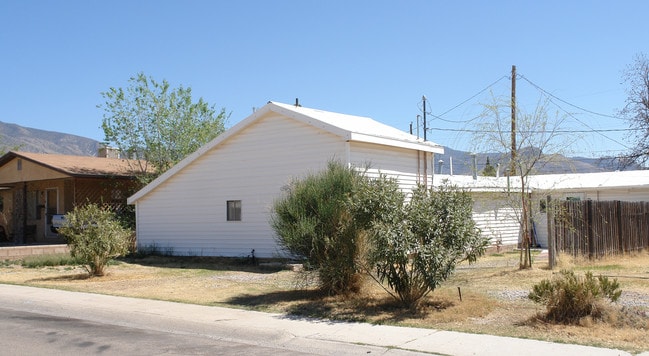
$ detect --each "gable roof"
[128,101,444,204]
[269,102,443,153]
[0,151,147,178]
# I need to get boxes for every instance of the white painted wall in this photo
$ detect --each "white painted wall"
[135,114,346,257]
[472,194,521,248]
[134,114,437,258]
[348,141,430,191]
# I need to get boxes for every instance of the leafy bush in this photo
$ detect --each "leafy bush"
[271,161,365,295]
[57,203,133,276]
[529,269,622,324]
[352,178,488,308]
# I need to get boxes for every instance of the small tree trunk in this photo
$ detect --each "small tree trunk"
[520,178,532,269]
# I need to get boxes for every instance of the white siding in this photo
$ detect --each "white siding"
[135,114,346,257]
[532,212,549,248]
[588,189,649,202]
[349,142,432,191]
[472,195,521,247]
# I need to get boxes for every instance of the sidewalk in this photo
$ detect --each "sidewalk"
[0,284,643,356]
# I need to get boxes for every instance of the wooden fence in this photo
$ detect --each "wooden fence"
[553,200,649,258]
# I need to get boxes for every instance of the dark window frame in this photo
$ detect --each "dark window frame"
[227,200,242,221]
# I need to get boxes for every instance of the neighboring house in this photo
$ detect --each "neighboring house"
[127,101,444,257]
[433,174,524,250]
[0,150,145,244]
[529,170,649,248]
[436,170,649,249]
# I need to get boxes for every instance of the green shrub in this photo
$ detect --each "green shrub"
[58,203,132,277]
[351,178,488,308]
[529,269,622,324]
[271,161,365,295]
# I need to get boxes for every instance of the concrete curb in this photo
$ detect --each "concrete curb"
[0,284,639,356]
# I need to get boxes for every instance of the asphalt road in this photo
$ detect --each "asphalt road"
[0,286,424,356]
[0,307,315,355]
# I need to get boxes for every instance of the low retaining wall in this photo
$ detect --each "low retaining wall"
[0,244,69,260]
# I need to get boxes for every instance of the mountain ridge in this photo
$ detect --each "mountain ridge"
[0,121,101,156]
[0,121,630,174]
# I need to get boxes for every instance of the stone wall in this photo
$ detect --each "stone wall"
[0,244,69,260]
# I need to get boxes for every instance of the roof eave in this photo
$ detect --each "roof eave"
[349,133,444,154]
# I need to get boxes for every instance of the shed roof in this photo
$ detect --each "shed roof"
[128,101,444,204]
[529,170,649,191]
[0,151,147,178]
[434,170,649,193]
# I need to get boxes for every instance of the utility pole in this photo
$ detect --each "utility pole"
[510,65,517,176]
[422,96,427,142]
[422,96,428,187]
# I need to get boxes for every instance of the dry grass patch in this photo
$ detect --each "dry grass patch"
[0,251,648,353]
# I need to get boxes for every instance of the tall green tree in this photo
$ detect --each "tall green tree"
[99,73,228,183]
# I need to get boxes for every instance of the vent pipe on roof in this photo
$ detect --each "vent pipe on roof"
[470,153,477,180]
[295,98,301,107]
[450,156,453,176]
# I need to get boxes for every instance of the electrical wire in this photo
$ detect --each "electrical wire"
[427,127,637,134]
[420,70,638,155]
[418,76,509,124]
[519,75,623,120]
[435,76,509,118]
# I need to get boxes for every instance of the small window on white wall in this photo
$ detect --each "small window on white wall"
[227,200,241,221]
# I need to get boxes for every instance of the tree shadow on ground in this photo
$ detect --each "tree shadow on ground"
[27,273,91,282]
[224,289,455,324]
[119,255,290,274]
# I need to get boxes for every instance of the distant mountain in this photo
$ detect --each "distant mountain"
[0,121,101,156]
[0,121,637,173]
[434,147,636,175]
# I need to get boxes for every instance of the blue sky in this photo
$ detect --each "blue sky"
[1,1,647,158]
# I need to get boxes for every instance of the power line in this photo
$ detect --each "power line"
[421,69,636,153]
[418,76,508,124]
[519,75,623,120]
[428,127,637,134]
[510,73,632,149]
[436,76,509,117]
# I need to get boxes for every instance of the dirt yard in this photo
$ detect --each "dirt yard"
[1,251,648,354]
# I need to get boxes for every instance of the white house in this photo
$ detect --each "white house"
[127,101,444,257]
[436,170,649,249]
[529,170,649,248]
[433,174,524,249]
